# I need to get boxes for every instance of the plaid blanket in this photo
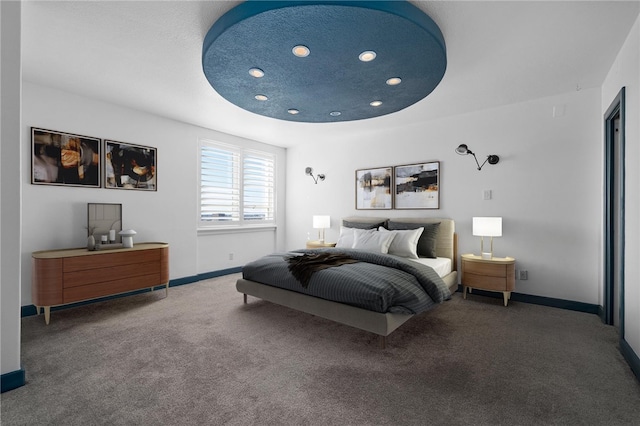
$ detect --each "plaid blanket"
[242,248,450,314]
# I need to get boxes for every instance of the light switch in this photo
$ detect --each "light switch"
[483,189,492,200]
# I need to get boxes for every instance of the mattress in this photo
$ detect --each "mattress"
[408,257,452,278]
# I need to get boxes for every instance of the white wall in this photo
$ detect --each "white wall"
[602,16,640,355]
[20,82,286,305]
[286,87,602,304]
[1,0,23,377]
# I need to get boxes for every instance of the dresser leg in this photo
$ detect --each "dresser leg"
[35,305,41,315]
[44,306,51,325]
[463,286,468,299]
[165,282,169,297]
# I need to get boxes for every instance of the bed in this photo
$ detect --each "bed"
[236,217,458,347]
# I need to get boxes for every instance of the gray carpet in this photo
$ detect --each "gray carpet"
[2,273,640,425]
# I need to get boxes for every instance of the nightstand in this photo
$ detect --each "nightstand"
[461,253,515,306]
[306,240,336,249]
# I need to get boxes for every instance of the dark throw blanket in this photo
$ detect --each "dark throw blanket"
[287,252,359,288]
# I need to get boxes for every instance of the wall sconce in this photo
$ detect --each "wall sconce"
[455,144,500,170]
[313,215,330,242]
[472,217,502,259]
[305,167,325,184]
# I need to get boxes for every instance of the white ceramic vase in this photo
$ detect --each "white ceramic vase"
[87,235,96,250]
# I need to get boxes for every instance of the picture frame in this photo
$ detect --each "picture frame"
[394,161,440,209]
[355,166,393,210]
[31,127,101,188]
[104,140,157,191]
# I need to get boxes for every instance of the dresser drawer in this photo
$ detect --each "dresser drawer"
[63,260,161,288]
[63,272,161,303]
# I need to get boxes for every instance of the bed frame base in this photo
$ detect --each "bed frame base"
[241,285,392,348]
[237,278,414,345]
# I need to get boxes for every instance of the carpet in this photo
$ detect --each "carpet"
[2,273,640,425]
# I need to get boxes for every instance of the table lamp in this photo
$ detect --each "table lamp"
[472,217,502,259]
[312,215,330,242]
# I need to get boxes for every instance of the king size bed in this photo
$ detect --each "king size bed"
[236,217,458,347]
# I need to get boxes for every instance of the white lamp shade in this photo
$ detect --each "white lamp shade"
[313,215,330,229]
[472,217,502,237]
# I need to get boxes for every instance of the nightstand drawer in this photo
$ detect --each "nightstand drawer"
[306,241,336,248]
[463,272,508,291]
[463,261,508,277]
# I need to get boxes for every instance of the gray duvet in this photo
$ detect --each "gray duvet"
[241,248,451,314]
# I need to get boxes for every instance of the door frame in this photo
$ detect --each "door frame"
[603,87,625,336]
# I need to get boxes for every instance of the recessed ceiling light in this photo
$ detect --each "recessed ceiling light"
[370,100,382,107]
[359,51,376,62]
[329,111,341,117]
[249,68,264,78]
[255,94,268,101]
[292,45,310,57]
[386,77,402,86]
[288,109,299,115]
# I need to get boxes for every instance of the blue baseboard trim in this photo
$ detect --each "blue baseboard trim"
[620,338,640,382]
[169,267,243,287]
[1,368,25,393]
[21,267,243,318]
[461,288,600,314]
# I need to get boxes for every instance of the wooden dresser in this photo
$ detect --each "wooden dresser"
[32,242,169,324]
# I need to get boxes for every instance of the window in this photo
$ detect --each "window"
[199,140,275,227]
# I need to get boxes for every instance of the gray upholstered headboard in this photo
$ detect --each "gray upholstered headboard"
[341,216,457,270]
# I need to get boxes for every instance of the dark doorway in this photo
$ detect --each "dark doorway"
[603,87,625,336]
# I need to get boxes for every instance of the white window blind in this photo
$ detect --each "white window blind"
[199,140,275,226]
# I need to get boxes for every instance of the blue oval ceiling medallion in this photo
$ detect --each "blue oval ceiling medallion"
[202,1,447,123]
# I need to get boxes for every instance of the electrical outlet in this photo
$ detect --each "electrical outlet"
[519,270,528,280]
[229,253,234,260]
[483,189,492,200]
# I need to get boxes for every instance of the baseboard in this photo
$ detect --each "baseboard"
[1,368,25,393]
[21,266,243,318]
[598,305,606,323]
[462,288,600,314]
[620,338,640,382]
[169,267,243,287]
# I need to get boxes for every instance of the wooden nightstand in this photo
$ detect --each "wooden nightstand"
[306,240,336,249]
[461,254,515,306]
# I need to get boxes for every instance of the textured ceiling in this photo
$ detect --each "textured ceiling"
[20,1,640,148]
[202,1,447,122]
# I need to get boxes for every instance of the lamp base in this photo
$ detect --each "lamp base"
[481,252,493,260]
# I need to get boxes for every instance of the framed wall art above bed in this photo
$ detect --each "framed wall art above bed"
[355,166,392,210]
[394,161,440,209]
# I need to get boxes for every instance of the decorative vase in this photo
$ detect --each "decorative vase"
[87,234,96,251]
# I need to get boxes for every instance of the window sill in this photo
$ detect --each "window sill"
[197,224,277,235]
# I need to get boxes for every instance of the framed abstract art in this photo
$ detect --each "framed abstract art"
[394,161,440,209]
[355,166,392,210]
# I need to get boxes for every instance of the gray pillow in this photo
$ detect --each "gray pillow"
[387,221,440,258]
[342,220,386,230]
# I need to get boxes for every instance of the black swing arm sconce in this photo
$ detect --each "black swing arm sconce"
[305,167,325,184]
[455,144,500,171]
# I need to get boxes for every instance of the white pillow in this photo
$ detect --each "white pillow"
[335,226,356,248]
[352,228,395,254]
[378,226,424,259]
